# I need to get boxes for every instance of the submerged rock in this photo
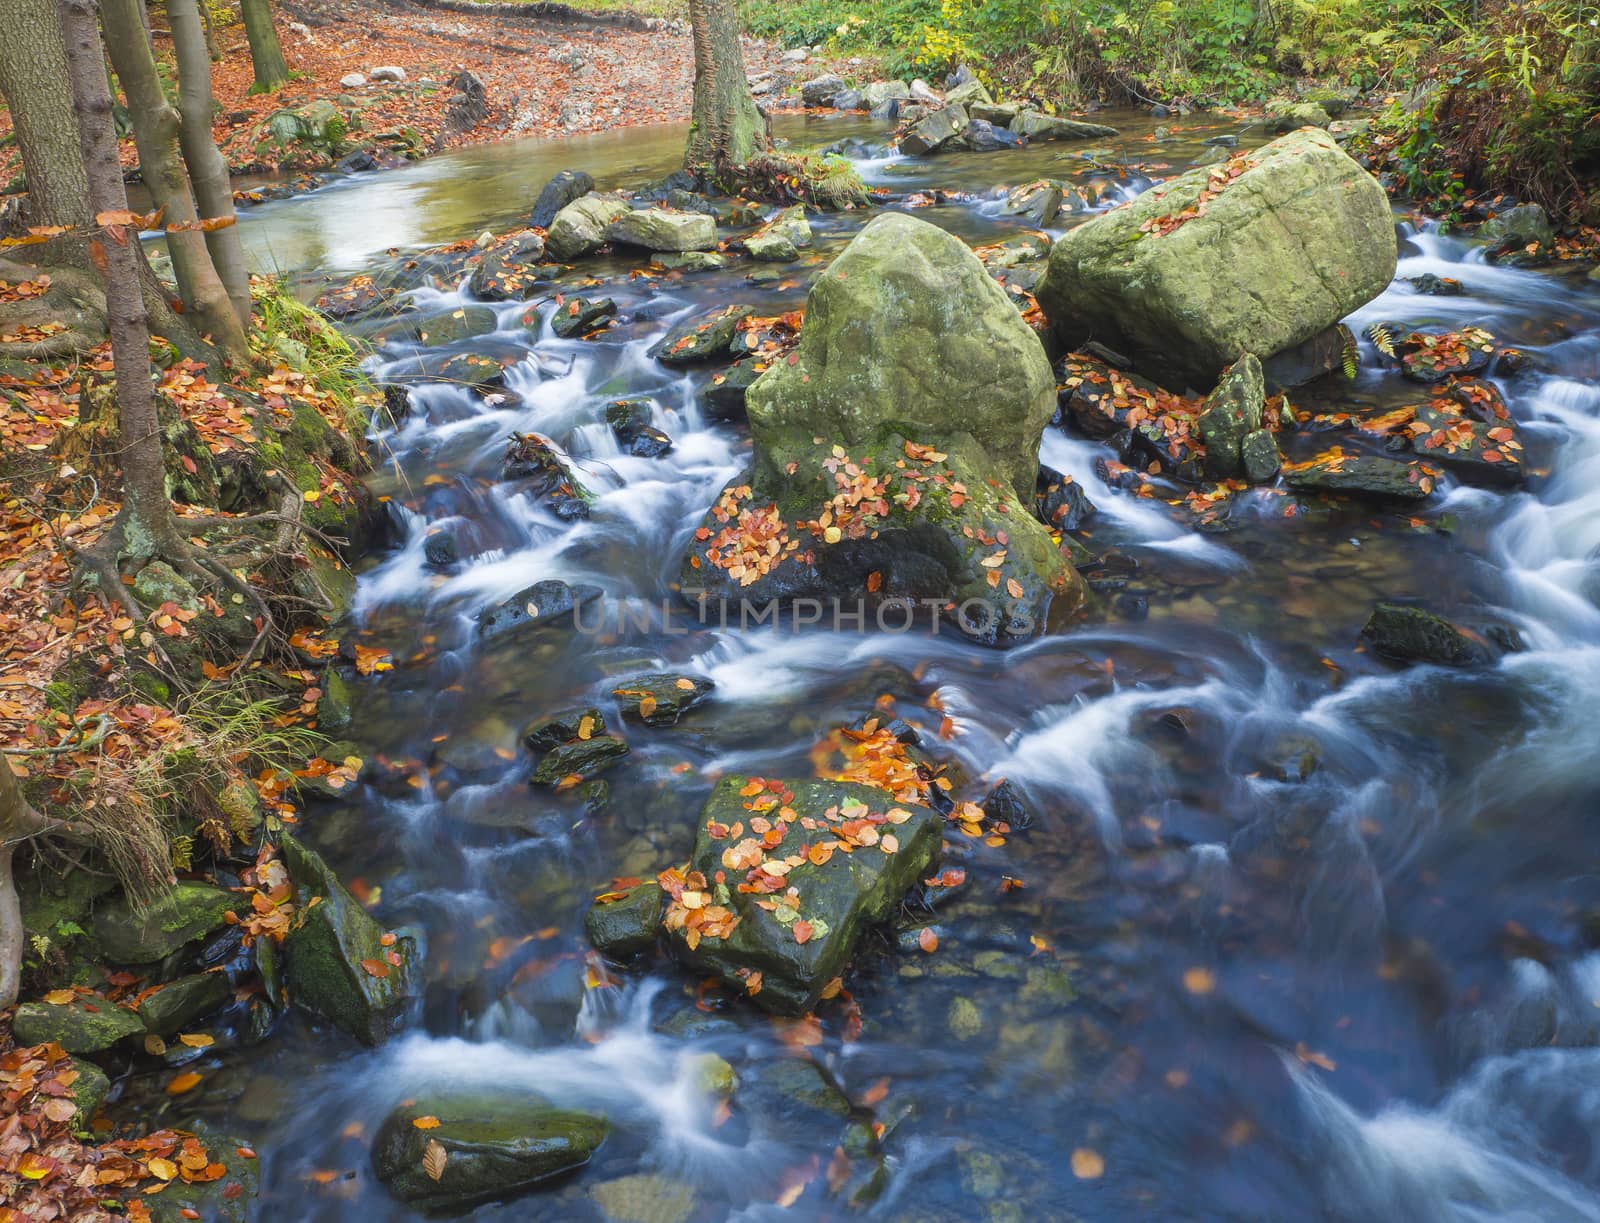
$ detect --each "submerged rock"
[530,169,595,230]
[546,192,631,260]
[1038,129,1395,391]
[1362,602,1492,667]
[612,673,714,726]
[280,833,419,1045]
[478,579,603,640]
[1034,465,1094,531]
[12,995,144,1053]
[373,1092,607,1212]
[411,305,497,346]
[680,213,1086,646]
[649,304,753,366]
[589,1174,696,1223]
[664,776,943,1014]
[93,882,238,963]
[585,881,665,959]
[1408,404,1525,487]
[606,207,717,253]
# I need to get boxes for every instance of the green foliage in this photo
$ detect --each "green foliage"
[251,275,374,435]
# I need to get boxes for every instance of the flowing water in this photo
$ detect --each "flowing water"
[129,109,1600,1220]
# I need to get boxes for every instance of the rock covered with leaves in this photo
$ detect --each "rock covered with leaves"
[661,775,943,1015]
[680,212,1086,645]
[1038,128,1396,391]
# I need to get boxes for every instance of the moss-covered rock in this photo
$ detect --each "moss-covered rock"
[1198,353,1265,479]
[584,882,664,959]
[280,833,418,1045]
[1009,111,1118,141]
[1361,602,1492,667]
[550,296,617,339]
[649,304,753,367]
[521,706,606,752]
[665,776,942,1015]
[467,231,549,300]
[372,1092,608,1212]
[144,1128,259,1223]
[547,192,632,260]
[1265,99,1333,132]
[137,970,232,1037]
[92,882,239,964]
[531,735,630,785]
[1038,128,1395,391]
[13,995,144,1052]
[611,673,714,726]
[65,1057,111,1121]
[411,305,498,347]
[606,207,717,253]
[1284,454,1435,502]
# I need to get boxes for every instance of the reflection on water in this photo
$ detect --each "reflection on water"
[132,107,1600,1220]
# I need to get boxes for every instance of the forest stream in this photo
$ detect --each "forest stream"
[116,108,1600,1221]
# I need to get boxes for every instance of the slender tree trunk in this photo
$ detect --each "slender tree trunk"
[198,0,221,60]
[0,755,54,1012]
[239,0,290,91]
[102,0,248,361]
[685,0,769,174]
[168,0,252,333]
[61,0,189,554]
[0,0,91,228]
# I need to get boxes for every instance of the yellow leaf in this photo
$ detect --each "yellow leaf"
[1071,1148,1104,1179]
[178,1033,214,1048]
[43,988,76,1005]
[422,1139,448,1182]
[148,1157,179,1181]
[302,489,321,502]
[412,1116,442,1130]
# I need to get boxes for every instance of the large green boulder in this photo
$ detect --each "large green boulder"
[1037,128,1395,391]
[1009,110,1118,141]
[680,213,1086,645]
[664,776,942,1015]
[546,192,632,260]
[280,833,419,1045]
[372,1092,608,1212]
[92,882,238,964]
[606,207,717,253]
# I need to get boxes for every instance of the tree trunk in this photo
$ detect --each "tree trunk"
[684,0,769,174]
[199,0,221,61]
[60,0,189,555]
[168,0,252,333]
[0,0,91,228]
[101,0,248,361]
[239,0,290,92]
[0,754,53,1012]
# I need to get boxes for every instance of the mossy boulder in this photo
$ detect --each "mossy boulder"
[1038,128,1396,391]
[66,1057,111,1121]
[606,207,717,253]
[92,882,239,964]
[665,776,943,1015]
[1198,353,1265,479]
[1009,111,1118,142]
[550,296,617,339]
[1265,99,1333,132]
[280,833,418,1045]
[649,304,753,367]
[531,735,630,785]
[546,192,632,260]
[372,1092,608,1212]
[744,206,813,262]
[144,1128,259,1223]
[467,232,549,300]
[1284,454,1434,502]
[13,995,144,1052]
[680,216,1085,646]
[411,305,498,346]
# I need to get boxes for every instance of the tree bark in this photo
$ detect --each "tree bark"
[0,754,53,1012]
[239,0,291,91]
[684,0,769,175]
[101,0,249,361]
[168,0,253,333]
[61,0,189,555]
[0,0,91,229]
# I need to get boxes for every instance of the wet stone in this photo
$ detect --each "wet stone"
[1284,454,1435,502]
[550,295,617,339]
[1034,464,1094,530]
[281,833,419,1045]
[1241,428,1282,483]
[650,250,731,272]
[605,398,673,457]
[1361,601,1493,667]
[478,579,603,640]
[500,432,593,519]
[467,232,548,300]
[612,673,714,726]
[1409,404,1525,488]
[584,881,664,959]
[649,304,754,367]
[521,706,606,752]
[531,735,630,785]
[137,970,232,1037]
[606,207,717,253]
[373,1092,607,1213]
[666,776,944,1015]
[411,305,498,346]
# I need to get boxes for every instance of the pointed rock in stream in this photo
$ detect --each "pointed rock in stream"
[280,833,419,1045]
[529,169,595,230]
